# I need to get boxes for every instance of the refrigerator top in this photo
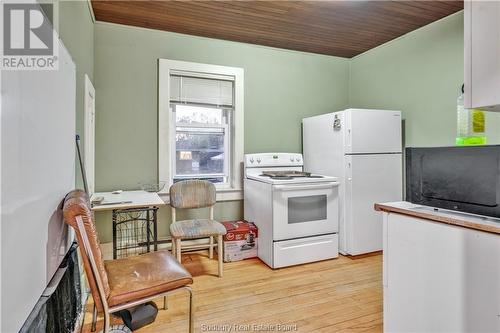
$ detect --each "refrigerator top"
[302,109,402,154]
[302,108,402,119]
[345,109,402,154]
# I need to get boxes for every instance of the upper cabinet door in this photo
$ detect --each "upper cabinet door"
[465,1,500,112]
[345,109,402,154]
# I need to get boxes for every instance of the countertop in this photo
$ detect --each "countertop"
[91,190,165,211]
[375,201,500,235]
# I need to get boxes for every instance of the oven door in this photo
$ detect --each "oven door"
[272,182,339,241]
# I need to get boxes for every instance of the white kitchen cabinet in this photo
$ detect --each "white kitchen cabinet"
[464,1,500,111]
[382,211,500,332]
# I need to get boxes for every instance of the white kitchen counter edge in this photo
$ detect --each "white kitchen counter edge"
[375,201,500,235]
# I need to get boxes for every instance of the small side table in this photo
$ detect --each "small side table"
[91,190,165,259]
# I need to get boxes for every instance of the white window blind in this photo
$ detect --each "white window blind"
[170,74,234,107]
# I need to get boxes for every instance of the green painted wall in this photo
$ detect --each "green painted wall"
[349,12,500,147]
[93,22,350,242]
[93,22,349,191]
[79,9,497,242]
[57,0,94,188]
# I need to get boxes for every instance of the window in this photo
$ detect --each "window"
[170,74,233,184]
[159,60,244,200]
[172,105,230,184]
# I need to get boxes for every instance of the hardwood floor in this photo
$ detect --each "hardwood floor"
[82,252,382,333]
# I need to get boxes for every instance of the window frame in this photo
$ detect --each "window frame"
[158,59,244,201]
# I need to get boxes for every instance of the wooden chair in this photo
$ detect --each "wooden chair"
[169,180,227,277]
[62,190,194,333]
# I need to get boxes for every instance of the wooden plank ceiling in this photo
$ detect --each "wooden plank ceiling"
[91,1,463,58]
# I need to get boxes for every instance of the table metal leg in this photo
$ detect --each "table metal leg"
[153,207,158,252]
[110,206,159,259]
[146,209,151,253]
[112,210,117,260]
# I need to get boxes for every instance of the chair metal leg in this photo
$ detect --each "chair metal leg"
[176,238,182,263]
[217,235,223,277]
[163,296,168,310]
[209,236,214,259]
[103,308,110,333]
[91,303,97,332]
[186,287,194,333]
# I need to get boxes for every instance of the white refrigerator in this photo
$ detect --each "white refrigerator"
[303,109,403,255]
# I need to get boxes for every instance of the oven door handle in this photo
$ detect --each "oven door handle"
[273,182,340,191]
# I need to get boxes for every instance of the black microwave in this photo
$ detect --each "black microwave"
[406,145,500,218]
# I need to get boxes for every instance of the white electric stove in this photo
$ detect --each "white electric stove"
[244,153,340,268]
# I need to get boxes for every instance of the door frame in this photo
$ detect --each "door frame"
[84,74,95,196]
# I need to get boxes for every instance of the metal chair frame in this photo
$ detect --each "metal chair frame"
[74,216,194,333]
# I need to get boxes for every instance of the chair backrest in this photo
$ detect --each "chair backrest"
[63,190,110,312]
[169,180,216,209]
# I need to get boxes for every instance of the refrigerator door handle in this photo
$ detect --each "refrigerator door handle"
[347,161,352,181]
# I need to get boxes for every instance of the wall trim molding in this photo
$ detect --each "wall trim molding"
[86,0,96,23]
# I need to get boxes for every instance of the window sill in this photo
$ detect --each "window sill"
[158,188,243,204]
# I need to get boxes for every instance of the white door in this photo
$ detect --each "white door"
[345,109,402,154]
[84,74,96,195]
[344,153,402,255]
[272,182,339,241]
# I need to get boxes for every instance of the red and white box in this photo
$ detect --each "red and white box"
[220,220,258,262]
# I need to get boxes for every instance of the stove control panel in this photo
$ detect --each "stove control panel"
[245,153,303,168]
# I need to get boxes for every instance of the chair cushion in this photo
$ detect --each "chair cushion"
[105,250,193,307]
[170,219,227,239]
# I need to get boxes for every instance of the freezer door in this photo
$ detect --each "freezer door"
[344,153,403,255]
[303,112,343,176]
[345,109,402,154]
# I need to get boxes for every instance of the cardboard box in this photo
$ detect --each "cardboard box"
[220,220,258,262]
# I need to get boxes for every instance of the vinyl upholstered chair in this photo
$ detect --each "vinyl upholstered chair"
[62,190,194,333]
[169,180,227,277]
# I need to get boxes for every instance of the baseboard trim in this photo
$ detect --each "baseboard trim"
[346,250,382,260]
